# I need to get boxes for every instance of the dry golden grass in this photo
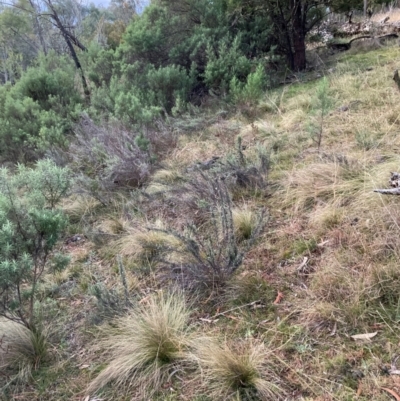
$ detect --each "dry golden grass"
[194,338,285,400]
[95,217,129,235]
[87,291,192,398]
[114,224,182,264]
[50,267,75,286]
[204,44,400,399]
[144,167,184,194]
[242,43,400,399]
[152,167,183,184]
[168,124,243,169]
[62,195,103,224]
[308,204,344,231]
[0,319,48,382]
[232,207,257,241]
[279,161,366,214]
[169,136,222,167]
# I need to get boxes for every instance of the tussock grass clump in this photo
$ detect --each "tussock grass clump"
[62,195,103,225]
[232,207,257,241]
[115,228,182,264]
[195,338,285,400]
[87,291,192,397]
[0,320,48,381]
[371,263,400,307]
[145,167,183,194]
[96,217,129,235]
[309,205,344,231]
[151,168,183,185]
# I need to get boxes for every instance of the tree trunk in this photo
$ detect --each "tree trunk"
[28,0,47,55]
[276,2,295,71]
[292,31,306,71]
[46,0,90,102]
[291,0,306,71]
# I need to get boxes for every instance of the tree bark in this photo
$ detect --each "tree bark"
[291,0,306,71]
[276,2,295,71]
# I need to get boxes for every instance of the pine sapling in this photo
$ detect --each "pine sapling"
[307,77,332,151]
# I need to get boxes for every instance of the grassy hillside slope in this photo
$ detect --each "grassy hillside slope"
[4,41,400,401]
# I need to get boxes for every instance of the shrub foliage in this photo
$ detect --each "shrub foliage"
[0,160,70,330]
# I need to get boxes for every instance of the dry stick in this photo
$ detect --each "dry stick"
[374,188,400,195]
[374,171,400,194]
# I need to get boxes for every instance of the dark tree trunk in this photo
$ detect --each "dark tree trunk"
[276,1,295,71]
[291,0,306,71]
[292,31,306,71]
[47,0,90,102]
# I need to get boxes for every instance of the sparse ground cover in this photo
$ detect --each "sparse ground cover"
[3,28,400,401]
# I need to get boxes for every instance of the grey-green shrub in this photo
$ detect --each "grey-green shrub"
[0,53,83,161]
[0,159,71,330]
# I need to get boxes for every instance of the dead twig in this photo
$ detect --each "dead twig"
[389,355,400,375]
[374,172,400,194]
[273,291,284,304]
[374,188,400,195]
[381,387,400,401]
[297,256,309,273]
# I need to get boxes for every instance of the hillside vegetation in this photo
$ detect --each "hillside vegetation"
[3,2,400,400]
[0,38,399,401]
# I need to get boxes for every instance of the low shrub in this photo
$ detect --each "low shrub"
[155,172,266,292]
[70,116,176,204]
[230,64,268,115]
[0,160,70,330]
[0,54,82,161]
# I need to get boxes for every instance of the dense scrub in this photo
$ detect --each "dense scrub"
[0,0,275,161]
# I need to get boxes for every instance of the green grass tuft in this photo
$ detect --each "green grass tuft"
[0,319,49,382]
[194,338,285,400]
[87,291,192,398]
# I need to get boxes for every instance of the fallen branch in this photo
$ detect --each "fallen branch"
[374,188,400,195]
[382,387,400,401]
[374,172,400,194]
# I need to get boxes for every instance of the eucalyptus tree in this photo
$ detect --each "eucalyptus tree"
[0,0,94,99]
[0,5,37,82]
[225,0,391,71]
